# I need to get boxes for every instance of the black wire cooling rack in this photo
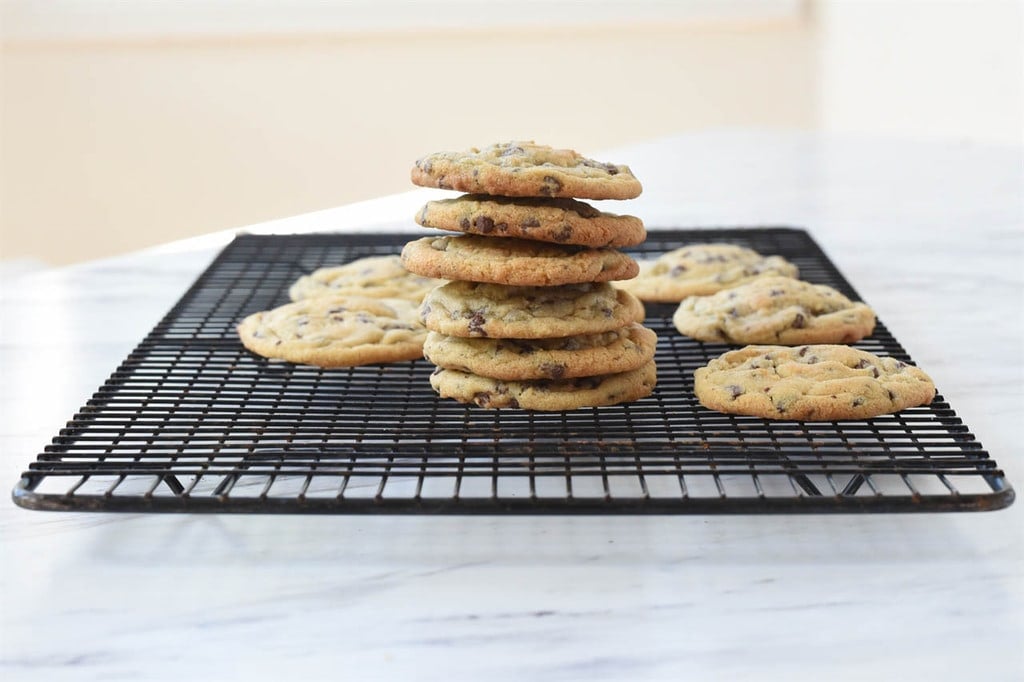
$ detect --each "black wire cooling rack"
[12,228,1014,514]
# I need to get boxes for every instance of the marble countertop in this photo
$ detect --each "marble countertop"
[1,132,1021,681]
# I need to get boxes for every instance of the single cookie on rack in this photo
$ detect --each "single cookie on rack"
[288,255,444,303]
[416,194,646,248]
[430,361,657,411]
[618,243,798,302]
[672,276,876,345]
[420,280,645,339]
[411,141,642,200]
[693,345,936,421]
[423,323,657,381]
[401,234,638,286]
[238,296,426,367]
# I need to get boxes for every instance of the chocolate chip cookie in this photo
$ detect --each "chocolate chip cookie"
[238,296,426,367]
[672,276,876,345]
[618,243,799,302]
[289,255,443,303]
[423,323,657,381]
[694,345,936,421]
[430,361,657,410]
[411,141,642,200]
[420,281,645,339]
[416,194,646,248]
[401,234,638,286]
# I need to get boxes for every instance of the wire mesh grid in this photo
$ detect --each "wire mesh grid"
[12,228,1014,513]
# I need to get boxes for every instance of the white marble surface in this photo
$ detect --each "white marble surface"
[1,132,1022,681]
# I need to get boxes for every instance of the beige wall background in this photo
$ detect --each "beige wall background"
[1,0,1020,265]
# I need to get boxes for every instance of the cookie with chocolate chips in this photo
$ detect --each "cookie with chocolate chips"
[419,280,645,339]
[693,345,936,421]
[415,194,646,248]
[430,361,657,411]
[238,296,426,367]
[401,234,638,286]
[673,276,876,345]
[289,255,444,303]
[423,323,657,381]
[617,243,799,302]
[411,141,642,200]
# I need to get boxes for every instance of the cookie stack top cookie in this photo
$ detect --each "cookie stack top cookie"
[412,141,643,200]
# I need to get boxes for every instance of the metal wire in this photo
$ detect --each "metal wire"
[12,229,1014,513]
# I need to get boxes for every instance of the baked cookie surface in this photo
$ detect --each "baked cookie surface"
[618,243,799,302]
[672,276,876,345]
[401,234,638,286]
[694,345,936,421]
[420,281,645,339]
[238,296,426,367]
[416,194,646,248]
[430,361,657,411]
[411,141,642,200]
[289,255,443,303]
[423,323,657,380]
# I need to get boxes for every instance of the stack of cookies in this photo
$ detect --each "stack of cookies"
[402,141,657,411]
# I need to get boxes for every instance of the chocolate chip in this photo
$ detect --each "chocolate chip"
[887,390,896,401]
[554,225,573,242]
[508,398,521,409]
[601,307,613,318]
[521,217,541,228]
[459,217,471,229]
[727,385,744,399]
[501,145,525,157]
[468,311,487,336]
[669,264,687,276]
[540,175,563,196]
[495,222,508,232]
[769,288,784,297]
[728,307,738,318]
[508,340,534,355]
[473,391,493,408]
[581,158,619,175]
[474,216,495,233]
[792,313,806,328]
[798,346,809,357]
[540,362,567,379]
[852,397,866,406]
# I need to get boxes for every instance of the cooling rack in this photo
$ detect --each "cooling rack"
[12,228,1014,513]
